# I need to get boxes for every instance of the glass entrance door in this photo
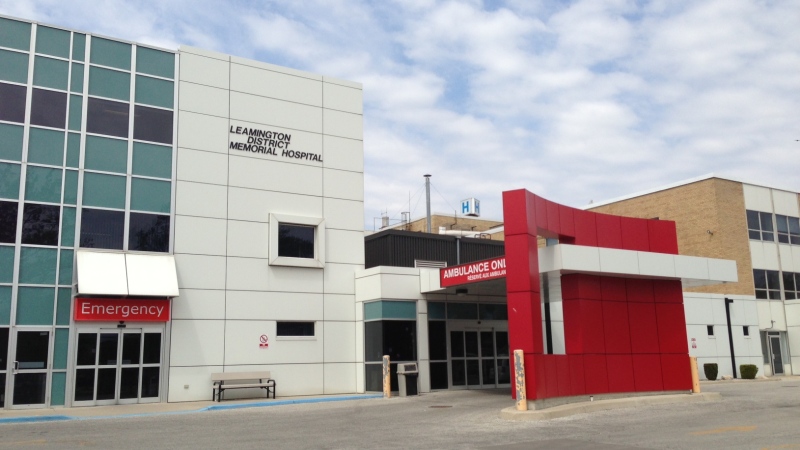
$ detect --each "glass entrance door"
[74,328,162,406]
[10,329,51,407]
[768,334,784,375]
[450,329,510,389]
[1,328,7,406]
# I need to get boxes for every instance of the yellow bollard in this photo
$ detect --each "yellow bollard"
[383,355,391,398]
[690,356,701,393]
[513,350,527,411]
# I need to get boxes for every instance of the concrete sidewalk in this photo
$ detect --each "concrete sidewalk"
[0,393,384,424]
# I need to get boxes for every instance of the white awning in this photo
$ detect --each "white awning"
[77,251,180,297]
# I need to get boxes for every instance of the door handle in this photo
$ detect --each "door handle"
[13,360,19,372]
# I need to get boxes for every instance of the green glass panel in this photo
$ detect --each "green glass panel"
[56,288,71,325]
[131,178,170,213]
[70,62,84,92]
[72,33,86,61]
[428,302,446,320]
[132,142,171,178]
[63,170,78,204]
[0,162,21,199]
[19,246,58,285]
[88,66,130,101]
[0,48,29,83]
[135,75,173,108]
[61,207,75,246]
[447,303,478,320]
[85,135,128,173]
[364,301,416,320]
[65,133,80,168]
[0,123,24,161]
[53,329,69,369]
[68,94,83,131]
[136,47,174,78]
[35,26,70,58]
[16,286,55,325]
[25,166,62,203]
[0,17,31,51]
[364,302,381,321]
[0,286,10,325]
[33,55,69,90]
[90,37,131,70]
[478,303,508,320]
[82,172,126,209]
[58,249,74,286]
[51,371,66,405]
[27,127,65,166]
[0,245,14,283]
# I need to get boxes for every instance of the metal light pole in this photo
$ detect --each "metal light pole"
[424,174,431,233]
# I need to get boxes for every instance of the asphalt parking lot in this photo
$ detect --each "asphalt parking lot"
[1,378,798,449]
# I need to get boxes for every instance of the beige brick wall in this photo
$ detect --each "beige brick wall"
[587,178,754,295]
[388,215,503,234]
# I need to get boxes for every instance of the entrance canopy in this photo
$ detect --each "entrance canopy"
[76,250,179,297]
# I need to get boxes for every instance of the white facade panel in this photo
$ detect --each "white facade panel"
[268,265,324,293]
[323,294,356,321]
[683,295,714,325]
[228,154,323,196]
[597,247,639,274]
[326,229,365,265]
[176,147,228,185]
[323,263,358,295]
[674,255,710,280]
[226,220,269,259]
[225,290,323,321]
[355,274,382,302]
[323,363,358,394]
[178,51,230,88]
[167,365,223,402]
[230,62,322,106]
[170,320,226,366]
[769,302,788,330]
[323,198,365,231]
[762,244,781,271]
[230,91,322,132]
[793,247,800,273]
[743,184,773,212]
[226,257,270,291]
[638,251,676,278]
[172,289,226,320]
[230,55,322,81]
[323,109,363,140]
[323,82,363,114]
[177,111,230,154]
[224,321,323,365]
[787,326,800,374]
[559,245,600,273]
[174,216,227,256]
[174,254,226,290]
[779,245,795,272]
[379,273,424,300]
[772,190,799,216]
[227,187,322,223]
[175,181,227,219]
[323,321,357,362]
[323,135,364,173]
[323,168,364,201]
[178,81,229,117]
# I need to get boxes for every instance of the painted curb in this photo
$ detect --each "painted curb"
[0,415,73,424]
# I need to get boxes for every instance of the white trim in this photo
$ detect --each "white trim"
[268,213,325,268]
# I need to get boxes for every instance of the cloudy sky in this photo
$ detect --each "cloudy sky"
[3,0,798,228]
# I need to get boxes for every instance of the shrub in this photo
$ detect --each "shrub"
[703,363,718,381]
[740,364,759,379]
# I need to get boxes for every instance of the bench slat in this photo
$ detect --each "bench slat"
[211,371,271,382]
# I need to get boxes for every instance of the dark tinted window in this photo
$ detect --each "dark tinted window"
[278,224,314,258]
[86,98,128,138]
[276,322,314,337]
[428,320,447,361]
[79,208,124,250]
[0,200,19,243]
[133,105,173,144]
[30,89,67,129]
[21,203,60,246]
[365,320,416,362]
[0,82,27,123]
[128,212,169,252]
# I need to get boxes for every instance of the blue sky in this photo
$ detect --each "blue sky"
[3,0,798,228]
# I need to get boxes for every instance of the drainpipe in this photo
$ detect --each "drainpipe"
[424,174,431,233]
[725,298,737,378]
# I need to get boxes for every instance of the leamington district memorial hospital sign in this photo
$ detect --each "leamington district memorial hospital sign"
[229,125,323,162]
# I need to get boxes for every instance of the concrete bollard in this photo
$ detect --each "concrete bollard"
[383,355,391,398]
[513,350,527,411]
[690,356,701,393]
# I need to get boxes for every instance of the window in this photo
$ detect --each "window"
[754,269,781,300]
[128,213,169,253]
[276,322,314,337]
[775,215,800,245]
[79,208,124,250]
[0,82,27,123]
[707,325,714,336]
[30,89,68,129]
[133,105,173,144]
[746,210,774,242]
[268,214,325,268]
[21,203,60,246]
[0,201,18,243]
[86,97,129,138]
[783,272,800,300]
[743,326,750,336]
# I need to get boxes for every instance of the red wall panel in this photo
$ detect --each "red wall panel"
[607,354,636,393]
[661,354,692,391]
[504,234,539,293]
[595,213,623,249]
[628,303,660,353]
[535,196,550,236]
[577,274,602,300]
[562,299,584,354]
[501,190,532,236]
[573,209,598,247]
[652,279,683,303]
[632,354,664,392]
[558,205,576,241]
[569,355,586,396]
[601,277,627,301]
[583,355,609,394]
[582,300,606,354]
[532,354,548,399]
[626,279,654,303]
[620,216,650,251]
[544,355,559,398]
[656,303,689,354]
[602,301,632,354]
[647,220,679,254]
[507,291,543,354]
[556,355,572,397]
[546,201,561,237]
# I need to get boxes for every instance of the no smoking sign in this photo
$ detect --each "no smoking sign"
[260,334,269,348]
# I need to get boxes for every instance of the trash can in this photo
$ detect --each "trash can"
[397,363,419,397]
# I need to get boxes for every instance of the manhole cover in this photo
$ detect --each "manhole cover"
[429,405,453,408]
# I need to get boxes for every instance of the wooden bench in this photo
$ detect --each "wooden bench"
[211,371,276,402]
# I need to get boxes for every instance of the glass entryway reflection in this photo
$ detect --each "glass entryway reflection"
[73,328,162,406]
[450,329,510,388]
[11,329,51,407]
